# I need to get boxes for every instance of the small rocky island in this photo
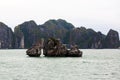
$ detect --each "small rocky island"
[26,40,43,57]
[26,38,82,57]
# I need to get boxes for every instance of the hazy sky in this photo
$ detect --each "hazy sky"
[0,0,120,35]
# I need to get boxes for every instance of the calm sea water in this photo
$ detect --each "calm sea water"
[0,49,120,80]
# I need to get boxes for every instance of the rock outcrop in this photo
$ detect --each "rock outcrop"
[14,19,74,49]
[103,29,120,48]
[43,38,68,57]
[0,19,120,49]
[43,38,82,57]
[0,22,14,49]
[67,45,82,57]
[90,32,105,49]
[69,27,106,49]
[14,20,41,48]
[41,19,74,43]
[13,19,120,49]
[26,39,44,57]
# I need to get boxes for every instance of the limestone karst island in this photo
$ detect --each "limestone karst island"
[0,19,120,57]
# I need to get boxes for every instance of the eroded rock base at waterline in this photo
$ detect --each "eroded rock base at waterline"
[26,38,82,57]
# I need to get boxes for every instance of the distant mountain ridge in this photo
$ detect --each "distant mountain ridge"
[0,19,119,49]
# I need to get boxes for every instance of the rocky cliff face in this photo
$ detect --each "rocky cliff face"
[0,19,119,49]
[0,22,14,48]
[103,29,119,48]
[90,32,105,49]
[68,27,106,48]
[9,19,120,49]
[41,19,74,43]
[69,27,90,48]
[14,19,74,48]
[14,20,41,48]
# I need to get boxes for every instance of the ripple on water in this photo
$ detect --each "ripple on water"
[0,49,120,80]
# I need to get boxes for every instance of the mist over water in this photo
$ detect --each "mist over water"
[0,49,120,80]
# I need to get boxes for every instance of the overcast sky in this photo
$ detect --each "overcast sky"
[0,0,120,35]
